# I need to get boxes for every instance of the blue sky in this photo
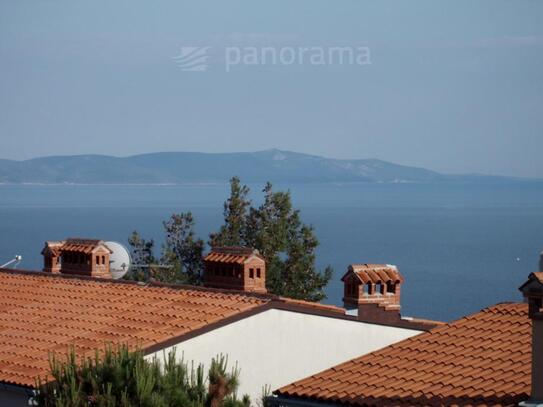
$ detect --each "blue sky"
[1,0,542,177]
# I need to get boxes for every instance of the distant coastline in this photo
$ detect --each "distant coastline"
[0,149,537,185]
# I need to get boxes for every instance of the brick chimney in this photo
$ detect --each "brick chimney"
[342,264,403,323]
[519,271,543,404]
[203,246,266,293]
[42,238,112,278]
[41,241,63,274]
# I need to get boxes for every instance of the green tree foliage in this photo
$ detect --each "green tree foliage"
[126,231,156,281]
[162,212,205,285]
[35,345,250,407]
[126,178,332,301]
[212,179,332,302]
[127,212,204,285]
[209,177,251,247]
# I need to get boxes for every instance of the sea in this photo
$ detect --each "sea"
[1,182,542,322]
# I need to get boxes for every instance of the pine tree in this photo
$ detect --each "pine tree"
[127,177,332,301]
[35,345,249,407]
[127,231,156,281]
[212,178,332,301]
[209,177,251,247]
[162,212,205,285]
[127,213,204,285]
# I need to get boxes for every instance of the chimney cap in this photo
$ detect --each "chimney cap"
[519,272,543,293]
[204,246,265,264]
[519,272,543,320]
[342,264,403,284]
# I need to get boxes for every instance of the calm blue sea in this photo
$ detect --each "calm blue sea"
[1,182,542,322]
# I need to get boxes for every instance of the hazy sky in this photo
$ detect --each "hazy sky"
[1,1,542,177]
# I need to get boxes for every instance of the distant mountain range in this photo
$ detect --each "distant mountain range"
[0,150,531,184]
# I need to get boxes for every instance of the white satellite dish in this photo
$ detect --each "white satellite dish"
[105,241,131,279]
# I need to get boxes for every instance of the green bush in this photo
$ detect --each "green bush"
[35,344,250,407]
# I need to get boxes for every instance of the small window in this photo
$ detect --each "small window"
[375,282,383,295]
[101,256,106,265]
[256,268,261,278]
[96,255,100,265]
[386,281,395,294]
[249,268,254,279]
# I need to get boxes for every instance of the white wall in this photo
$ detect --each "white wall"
[150,308,421,402]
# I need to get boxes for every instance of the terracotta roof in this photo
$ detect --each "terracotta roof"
[276,303,531,406]
[277,297,346,315]
[0,268,349,388]
[0,269,269,387]
[343,264,403,284]
[204,246,264,264]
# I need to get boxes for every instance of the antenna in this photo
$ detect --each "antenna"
[105,241,131,280]
[1,255,22,269]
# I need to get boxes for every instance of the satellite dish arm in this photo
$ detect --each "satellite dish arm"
[1,255,22,269]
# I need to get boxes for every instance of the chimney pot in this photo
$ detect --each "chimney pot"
[42,238,112,278]
[203,246,266,293]
[342,264,403,321]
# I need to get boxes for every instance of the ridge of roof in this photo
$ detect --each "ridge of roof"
[0,268,443,324]
[275,302,531,407]
[0,267,273,301]
[0,268,436,389]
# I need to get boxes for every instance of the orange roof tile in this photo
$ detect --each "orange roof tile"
[0,268,360,389]
[204,246,264,264]
[276,297,346,314]
[343,264,404,284]
[0,269,270,388]
[275,303,531,406]
[42,238,112,255]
